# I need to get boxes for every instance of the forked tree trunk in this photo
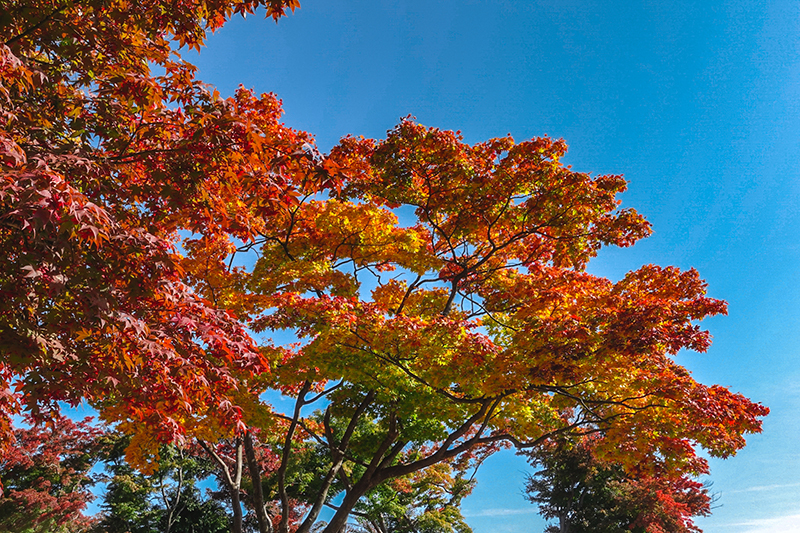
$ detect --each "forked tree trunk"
[320,476,375,533]
[198,438,245,533]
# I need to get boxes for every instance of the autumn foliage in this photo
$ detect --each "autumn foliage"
[0,1,768,532]
[0,0,307,463]
[0,415,101,532]
[214,121,766,533]
[525,436,713,533]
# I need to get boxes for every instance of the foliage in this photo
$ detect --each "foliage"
[350,458,479,533]
[0,415,102,533]
[185,120,768,533]
[92,433,228,533]
[198,428,313,533]
[0,0,312,466]
[524,438,712,533]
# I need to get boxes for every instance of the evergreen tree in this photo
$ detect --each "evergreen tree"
[93,435,228,533]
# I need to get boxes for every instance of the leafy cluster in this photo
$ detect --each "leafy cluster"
[524,437,712,533]
[0,415,101,533]
[92,434,229,533]
[1,0,310,464]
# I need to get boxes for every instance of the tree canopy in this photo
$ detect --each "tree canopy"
[1,0,309,461]
[524,436,712,533]
[208,120,766,533]
[0,414,101,533]
[0,1,768,532]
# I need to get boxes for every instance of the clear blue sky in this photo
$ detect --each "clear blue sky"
[185,1,800,531]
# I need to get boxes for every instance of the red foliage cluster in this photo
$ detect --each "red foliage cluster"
[0,415,102,531]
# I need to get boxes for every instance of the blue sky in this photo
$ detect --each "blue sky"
[184,1,800,531]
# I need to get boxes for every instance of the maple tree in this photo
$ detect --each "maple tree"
[197,427,324,533]
[0,415,102,533]
[194,422,478,533]
[181,119,768,533]
[198,432,280,533]
[524,437,712,533]
[0,0,315,467]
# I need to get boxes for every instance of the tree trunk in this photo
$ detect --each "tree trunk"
[295,391,378,533]
[231,488,244,533]
[245,430,273,533]
[321,476,375,533]
[559,511,569,533]
[198,438,244,533]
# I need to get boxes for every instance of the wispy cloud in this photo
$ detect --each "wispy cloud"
[463,508,538,517]
[726,482,800,494]
[726,513,800,533]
